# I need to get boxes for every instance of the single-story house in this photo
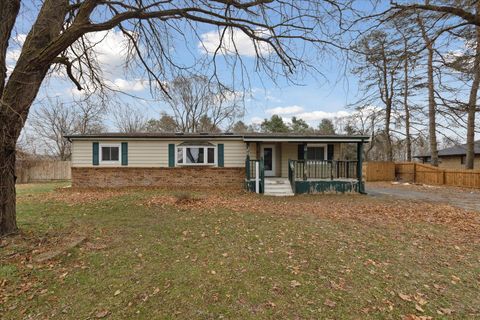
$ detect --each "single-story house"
[414,140,480,169]
[66,132,370,195]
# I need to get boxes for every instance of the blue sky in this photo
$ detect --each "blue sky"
[33,26,359,129]
[10,1,473,139]
[6,1,364,130]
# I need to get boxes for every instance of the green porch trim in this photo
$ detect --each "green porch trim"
[356,142,365,194]
[92,142,99,166]
[217,144,224,167]
[121,142,128,166]
[295,180,364,194]
[168,144,175,167]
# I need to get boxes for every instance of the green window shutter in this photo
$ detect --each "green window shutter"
[121,142,128,166]
[297,144,305,160]
[217,144,224,167]
[168,144,175,167]
[92,142,99,166]
[327,144,334,161]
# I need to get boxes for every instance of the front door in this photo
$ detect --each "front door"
[261,145,276,176]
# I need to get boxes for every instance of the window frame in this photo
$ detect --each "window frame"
[306,143,328,161]
[176,145,217,166]
[99,143,121,164]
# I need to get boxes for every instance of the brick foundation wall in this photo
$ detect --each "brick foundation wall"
[72,167,245,189]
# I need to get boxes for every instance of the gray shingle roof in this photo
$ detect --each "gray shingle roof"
[415,140,480,158]
[65,132,370,141]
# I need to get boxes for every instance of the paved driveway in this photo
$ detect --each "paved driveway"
[366,182,480,212]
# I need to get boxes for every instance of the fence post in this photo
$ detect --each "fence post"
[303,144,308,180]
[255,161,260,194]
[357,142,365,193]
[413,162,416,183]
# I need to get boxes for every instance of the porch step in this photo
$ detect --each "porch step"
[264,178,294,196]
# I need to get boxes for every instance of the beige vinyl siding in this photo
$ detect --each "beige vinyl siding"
[438,155,480,169]
[71,139,247,168]
[71,141,94,167]
[248,142,258,160]
[128,141,165,166]
[222,140,247,167]
[281,143,297,177]
[333,143,341,160]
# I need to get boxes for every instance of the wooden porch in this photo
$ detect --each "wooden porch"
[287,159,364,194]
[243,136,367,195]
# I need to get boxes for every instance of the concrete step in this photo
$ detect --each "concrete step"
[265,179,290,185]
[264,184,291,189]
[265,192,294,196]
[264,178,294,196]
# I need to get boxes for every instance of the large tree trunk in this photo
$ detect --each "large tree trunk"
[466,4,480,169]
[403,38,412,162]
[418,10,439,166]
[426,42,439,166]
[385,99,393,161]
[0,0,69,236]
[0,124,17,235]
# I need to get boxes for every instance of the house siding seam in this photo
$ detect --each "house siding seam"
[71,167,245,189]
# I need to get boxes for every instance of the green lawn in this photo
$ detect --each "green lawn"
[1,183,479,319]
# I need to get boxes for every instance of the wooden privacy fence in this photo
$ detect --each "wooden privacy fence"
[365,161,480,189]
[395,162,415,182]
[395,162,480,189]
[363,161,395,181]
[16,160,71,183]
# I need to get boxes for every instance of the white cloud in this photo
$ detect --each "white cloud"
[296,110,350,121]
[199,28,273,57]
[82,30,128,71]
[15,33,27,45]
[250,116,264,125]
[108,78,148,92]
[266,105,304,115]
[5,34,27,74]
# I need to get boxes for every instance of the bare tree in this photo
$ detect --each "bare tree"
[113,105,147,133]
[30,98,106,160]
[344,106,384,161]
[352,30,402,161]
[73,99,107,134]
[465,13,480,169]
[145,113,179,133]
[31,99,76,161]
[392,1,480,26]
[163,75,243,132]
[416,9,440,166]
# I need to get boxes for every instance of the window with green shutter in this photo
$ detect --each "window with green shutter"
[92,142,99,166]
[168,144,175,167]
[121,142,128,166]
[217,144,224,167]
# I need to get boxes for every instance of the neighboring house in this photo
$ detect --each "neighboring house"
[66,132,369,195]
[414,140,480,169]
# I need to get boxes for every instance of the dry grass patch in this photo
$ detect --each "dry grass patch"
[144,192,480,244]
[2,183,479,319]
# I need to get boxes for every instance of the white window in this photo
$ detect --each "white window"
[100,144,120,163]
[176,145,216,165]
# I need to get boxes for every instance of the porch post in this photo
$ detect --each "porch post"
[357,142,365,194]
[303,143,307,180]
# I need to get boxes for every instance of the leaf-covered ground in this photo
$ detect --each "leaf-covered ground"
[1,183,479,319]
